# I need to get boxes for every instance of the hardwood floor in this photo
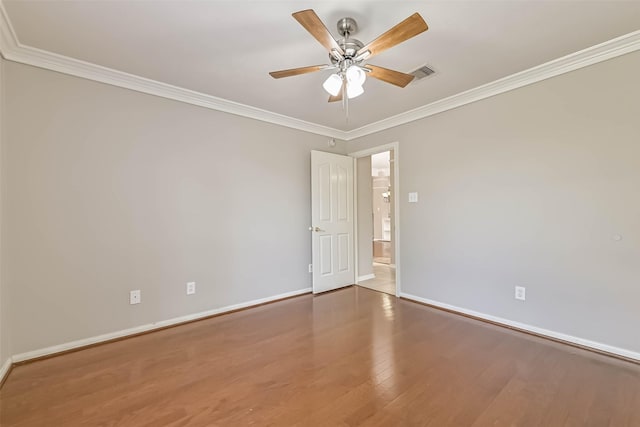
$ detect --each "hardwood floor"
[1,287,639,426]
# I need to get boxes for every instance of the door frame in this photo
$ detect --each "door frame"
[349,141,401,297]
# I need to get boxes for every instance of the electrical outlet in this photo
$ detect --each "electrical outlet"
[130,290,141,305]
[186,282,196,295]
[515,286,526,301]
[308,264,313,273]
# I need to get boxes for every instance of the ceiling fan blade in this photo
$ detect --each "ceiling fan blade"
[357,13,428,59]
[293,9,345,55]
[365,64,415,88]
[269,65,327,79]
[328,92,343,103]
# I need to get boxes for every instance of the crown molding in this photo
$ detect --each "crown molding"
[0,0,638,141]
[346,30,640,140]
[0,0,18,55]
[0,2,348,140]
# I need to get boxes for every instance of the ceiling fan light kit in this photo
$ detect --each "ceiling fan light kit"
[269,9,429,107]
[323,73,343,96]
[346,79,364,99]
[346,66,366,87]
[323,65,366,99]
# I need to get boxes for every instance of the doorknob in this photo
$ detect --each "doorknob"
[308,226,324,232]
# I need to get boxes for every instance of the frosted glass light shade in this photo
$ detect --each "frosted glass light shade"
[346,65,366,86]
[323,74,343,96]
[347,82,364,99]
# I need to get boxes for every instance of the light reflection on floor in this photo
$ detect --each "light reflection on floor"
[371,291,397,398]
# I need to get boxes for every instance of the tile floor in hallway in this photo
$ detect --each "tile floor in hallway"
[358,262,396,295]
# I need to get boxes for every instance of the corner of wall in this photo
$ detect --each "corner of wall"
[0,55,9,377]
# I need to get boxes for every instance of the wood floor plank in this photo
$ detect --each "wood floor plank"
[1,286,639,426]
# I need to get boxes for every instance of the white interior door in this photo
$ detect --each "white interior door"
[311,150,355,293]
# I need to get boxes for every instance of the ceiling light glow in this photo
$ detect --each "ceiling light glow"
[347,82,364,99]
[323,74,343,96]
[346,65,366,86]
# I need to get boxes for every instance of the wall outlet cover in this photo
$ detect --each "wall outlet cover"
[187,282,196,295]
[515,286,526,301]
[130,290,141,305]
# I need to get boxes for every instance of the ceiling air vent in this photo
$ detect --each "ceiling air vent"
[410,65,436,82]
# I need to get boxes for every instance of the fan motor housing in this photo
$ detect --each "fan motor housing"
[328,17,364,63]
[329,38,364,64]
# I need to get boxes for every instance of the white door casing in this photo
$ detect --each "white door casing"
[311,150,355,293]
[349,141,401,297]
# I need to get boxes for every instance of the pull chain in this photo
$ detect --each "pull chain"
[342,81,349,124]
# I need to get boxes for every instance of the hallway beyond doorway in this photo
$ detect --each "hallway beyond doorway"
[358,263,395,295]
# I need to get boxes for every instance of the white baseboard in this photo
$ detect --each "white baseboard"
[400,292,640,362]
[11,288,311,363]
[0,356,12,385]
[357,274,375,282]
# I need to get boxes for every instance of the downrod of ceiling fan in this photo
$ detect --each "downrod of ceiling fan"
[337,17,358,37]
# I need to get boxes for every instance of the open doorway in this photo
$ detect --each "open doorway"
[355,149,396,296]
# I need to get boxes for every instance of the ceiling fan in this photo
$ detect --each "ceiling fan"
[269,9,429,103]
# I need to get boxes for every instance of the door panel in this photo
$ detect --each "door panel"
[337,164,348,221]
[311,151,354,293]
[319,234,333,275]
[318,162,332,221]
[337,233,350,272]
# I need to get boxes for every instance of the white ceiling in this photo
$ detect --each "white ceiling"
[3,1,640,131]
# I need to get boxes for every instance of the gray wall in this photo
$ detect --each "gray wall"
[0,57,7,366]
[356,156,373,278]
[2,50,638,360]
[347,51,640,353]
[2,61,346,355]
